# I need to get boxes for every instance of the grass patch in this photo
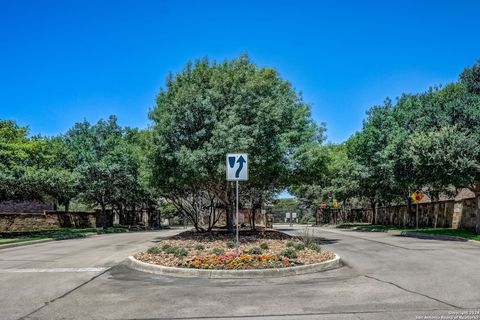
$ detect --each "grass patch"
[0,226,132,247]
[336,223,409,231]
[336,223,480,241]
[0,237,48,245]
[407,228,480,241]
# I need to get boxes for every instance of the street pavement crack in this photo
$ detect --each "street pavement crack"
[364,275,462,310]
[16,267,110,320]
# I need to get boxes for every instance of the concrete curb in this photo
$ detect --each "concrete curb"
[124,253,342,279]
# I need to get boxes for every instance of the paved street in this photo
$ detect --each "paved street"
[0,225,479,320]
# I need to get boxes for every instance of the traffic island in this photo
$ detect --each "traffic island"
[127,229,342,278]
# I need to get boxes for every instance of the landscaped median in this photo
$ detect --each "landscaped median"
[129,229,341,278]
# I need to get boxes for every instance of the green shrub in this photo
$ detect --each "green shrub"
[161,244,173,251]
[211,247,225,255]
[292,242,305,251]
[286,241,295,247]
[173,247,188,258]
[281,247,298,259]
[301,227,315,246]
[300,214,315,224]
[160,244,188,258]
[226,241,235,248]
[163,245,178,255]
[147,246,161,254]
[308,243,321,252]
[259,242,269,250]
[194,244,205,251]
[245,247,262,255]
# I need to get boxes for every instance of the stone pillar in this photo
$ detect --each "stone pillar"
[475,183,480,234]
[476,199,480,233]
[452,201,463,229]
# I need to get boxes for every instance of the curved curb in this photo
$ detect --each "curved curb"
[124,254,342,279]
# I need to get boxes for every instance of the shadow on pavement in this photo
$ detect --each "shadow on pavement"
[393,234,468,242]
[275,228,341,245]
[313,236,341,245]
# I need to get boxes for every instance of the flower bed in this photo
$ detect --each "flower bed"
[185,253,291,269]
[135,230,336,270]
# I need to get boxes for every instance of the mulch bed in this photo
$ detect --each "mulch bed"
[170,229,294,241]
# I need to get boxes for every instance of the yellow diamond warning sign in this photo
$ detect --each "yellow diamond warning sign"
[411,191,424,203]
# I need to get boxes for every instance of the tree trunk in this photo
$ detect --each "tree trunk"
[370,200,377,225]
[226,183,234,233]
[406,196,413,228]
[64,201,70,212]
[101,203,107,229]
[251,208,257,231]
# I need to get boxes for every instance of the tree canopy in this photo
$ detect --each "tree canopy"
[1,56,480,233]
[149,55,323,231]
[291,60,480,231]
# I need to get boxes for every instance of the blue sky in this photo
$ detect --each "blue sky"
[1,0,480,143]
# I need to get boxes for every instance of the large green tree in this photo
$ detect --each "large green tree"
[150,55,322,232]
[65,116,151,226]
[340,60,480,230]
[0,120,76,205]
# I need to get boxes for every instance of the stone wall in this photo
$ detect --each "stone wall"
[319,197,478,231]
[0,200,54,213]
[319,208,372,225]
[215,209,267,227]
[0,211,100,232]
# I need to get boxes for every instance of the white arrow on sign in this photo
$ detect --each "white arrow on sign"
[226,153,248,181]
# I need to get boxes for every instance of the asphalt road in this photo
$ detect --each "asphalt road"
[0,225,479,320]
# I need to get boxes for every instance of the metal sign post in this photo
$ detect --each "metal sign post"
[226,153,248,246]
[411,191,424,230]
[416,203,419,230]
[236,181,239,244]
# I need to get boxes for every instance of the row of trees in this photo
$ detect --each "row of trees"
[3,55,479,232]
[1,55,324,232]
[0,116,155,227]
[291,60,480,232]
[149,55,324,232]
